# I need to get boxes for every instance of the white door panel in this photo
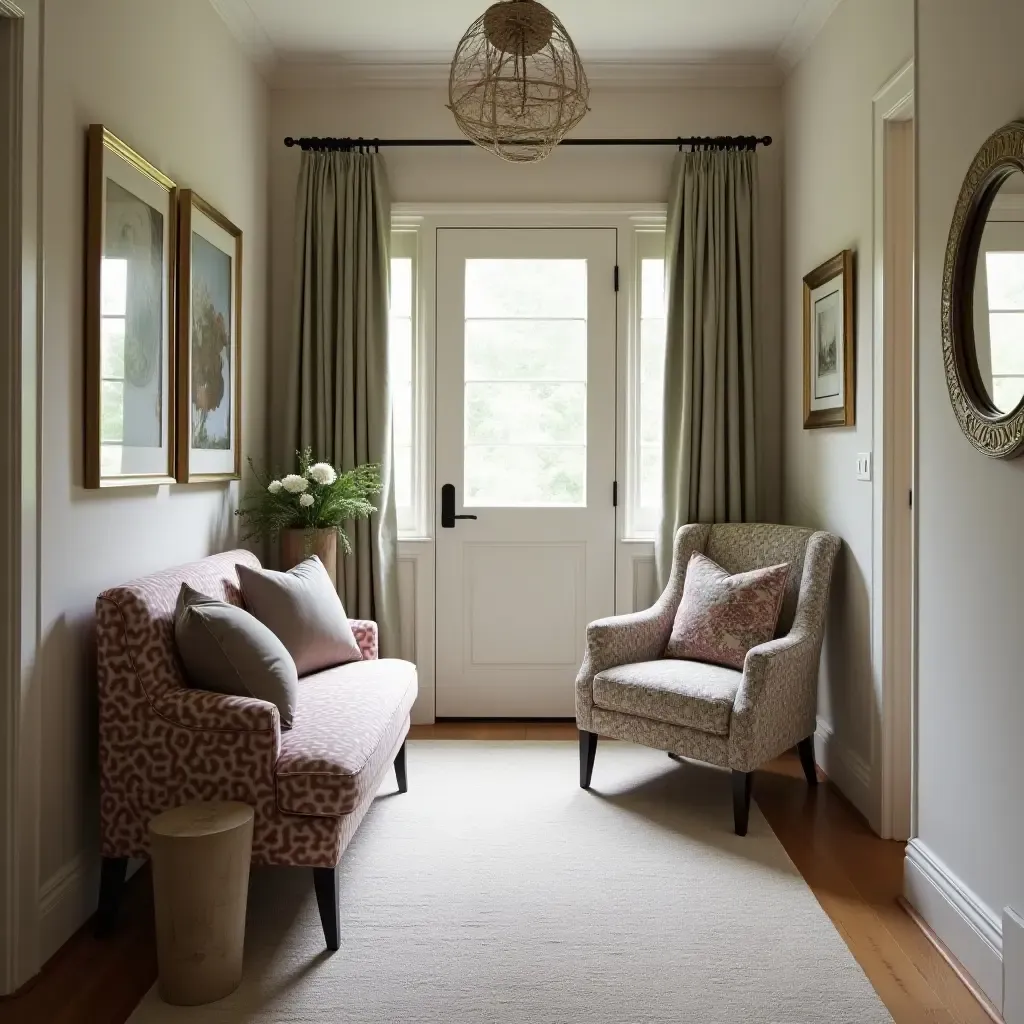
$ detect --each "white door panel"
[435,228,617,717]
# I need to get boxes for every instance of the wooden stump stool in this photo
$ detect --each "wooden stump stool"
[148,801,254,1006]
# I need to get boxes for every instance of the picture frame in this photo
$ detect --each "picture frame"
[85,125,177,488]
[803,250,855,429]
[175,190,242,483]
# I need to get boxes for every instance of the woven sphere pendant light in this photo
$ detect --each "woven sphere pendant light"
[448,0,590,163]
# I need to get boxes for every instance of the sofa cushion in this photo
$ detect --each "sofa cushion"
[275,658,418,817]
[237,556,362,676]
[173,583,300,728]
[665,553,789,670]
[593,660,741,737]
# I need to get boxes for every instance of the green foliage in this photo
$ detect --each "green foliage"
[234,448,382,554]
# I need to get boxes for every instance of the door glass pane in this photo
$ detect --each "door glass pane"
[466,383,585,445]
[466,320,586,380]
[464,259,587,506]
[465,259,587,318]
[466,446,586,507]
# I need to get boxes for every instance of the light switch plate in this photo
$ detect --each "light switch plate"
[1004,907,1024,1023]
[856,452,872,481]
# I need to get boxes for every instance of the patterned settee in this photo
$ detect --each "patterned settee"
[95,550,417,949]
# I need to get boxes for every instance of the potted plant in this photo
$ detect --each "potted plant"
[235,447,382,589]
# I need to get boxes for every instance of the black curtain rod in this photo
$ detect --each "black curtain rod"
[283,135,772,153]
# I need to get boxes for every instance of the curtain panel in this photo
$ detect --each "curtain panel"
[655,149,760,589]
[287,151,401,656]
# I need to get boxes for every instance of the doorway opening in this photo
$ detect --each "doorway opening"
[433,228,618,718]
[872,62,915,841]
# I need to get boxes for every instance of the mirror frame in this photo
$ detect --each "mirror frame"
[942,120,1024,458]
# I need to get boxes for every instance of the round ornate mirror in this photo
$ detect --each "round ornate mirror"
[943,121,1024,458]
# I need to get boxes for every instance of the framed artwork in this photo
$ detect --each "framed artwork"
[85,125,177,488]
[803,250,855,429]
[176,191,242,482]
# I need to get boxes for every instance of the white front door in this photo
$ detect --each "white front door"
[435,228,618,717]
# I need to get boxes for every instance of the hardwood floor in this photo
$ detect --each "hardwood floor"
[2,723,993,1024]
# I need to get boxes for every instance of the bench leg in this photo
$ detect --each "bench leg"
[313,866,340,951]
[94,856,128,938]
[394,740,408,794]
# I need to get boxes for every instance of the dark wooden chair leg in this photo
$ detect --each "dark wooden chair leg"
[579,730,598,789]
[797,736,819,787]
[313,866,340,951]
[394,740,408,794]
[732,771,753,836]
[94,856,128,938]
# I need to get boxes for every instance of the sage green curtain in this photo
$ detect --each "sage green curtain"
[287,151,401,656]
[655,149,759,590]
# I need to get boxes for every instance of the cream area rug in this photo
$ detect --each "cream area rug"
[129,741,892,1023]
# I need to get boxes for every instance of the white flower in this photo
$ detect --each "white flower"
[267,480,283,495]
[281,474,309,494]
[298,493,315,508]
[308,462,337,487]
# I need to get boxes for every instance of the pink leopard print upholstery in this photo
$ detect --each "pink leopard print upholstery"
[350,620,379,661]
[276,660,418,816]
[97,550,414,869]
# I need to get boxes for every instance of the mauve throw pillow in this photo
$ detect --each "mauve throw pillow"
[236,556,363,677]
[173,583,299,728]
[665,553,790,671]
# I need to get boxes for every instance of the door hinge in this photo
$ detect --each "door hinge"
[909,489,913,509]
[612,481,618,507]
[613,265,620,292]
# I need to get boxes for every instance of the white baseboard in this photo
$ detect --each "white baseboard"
[814,716,874,824]
[904,838,1003,1008]
[37,854,96,964]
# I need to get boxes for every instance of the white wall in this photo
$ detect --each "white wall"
[781,0,913,827]
[35,0,268,962]
[269,79,784,721]
[906,0,1024,1011]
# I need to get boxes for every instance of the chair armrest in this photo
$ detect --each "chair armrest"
[350,620,379,660]
[575,605,676,729]
[728,530,840,772]
[153,688,280,735]
[576,524,710,730]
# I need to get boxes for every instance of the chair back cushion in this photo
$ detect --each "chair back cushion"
[704,524,813,635]
[666,553,790,669]
[97,549,262,703]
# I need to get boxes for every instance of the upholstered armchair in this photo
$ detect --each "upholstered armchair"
[576,523,840,835]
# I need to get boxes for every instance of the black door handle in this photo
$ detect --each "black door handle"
[441,483,478,528]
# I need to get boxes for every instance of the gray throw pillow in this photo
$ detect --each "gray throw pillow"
[174,583,299,728]
[236,556,363,677]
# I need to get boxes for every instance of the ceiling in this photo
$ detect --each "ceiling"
[211,0,841,70]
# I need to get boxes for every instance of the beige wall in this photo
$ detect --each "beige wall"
[268,81,785,520]
[782,0,913,826]
[908,0,1024,1008]
[36,0,268,959]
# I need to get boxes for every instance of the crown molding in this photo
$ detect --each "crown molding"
[207,0,276,70]
[776,0,843,69]
[271,55,783,91]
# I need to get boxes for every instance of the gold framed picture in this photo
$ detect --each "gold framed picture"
[803,250,855,429]
[175,191,242,483]
[85,125,177,488]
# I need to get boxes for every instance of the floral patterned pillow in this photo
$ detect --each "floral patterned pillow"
[665,553,790,670]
